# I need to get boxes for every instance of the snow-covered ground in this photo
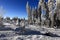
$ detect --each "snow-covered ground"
[26,25,60,36]
[3,22,18,29]
[0,22,60,40]
[0,35,60,40]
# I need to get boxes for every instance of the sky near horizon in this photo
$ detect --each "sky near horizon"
[0,0,48,19]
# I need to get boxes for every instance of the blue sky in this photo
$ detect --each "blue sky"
[0,0,48,19]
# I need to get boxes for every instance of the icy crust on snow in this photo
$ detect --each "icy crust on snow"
[0,35,60,40]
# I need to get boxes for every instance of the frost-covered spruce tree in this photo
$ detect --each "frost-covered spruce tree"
[48,0,56,28]
[0,6,5,27]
